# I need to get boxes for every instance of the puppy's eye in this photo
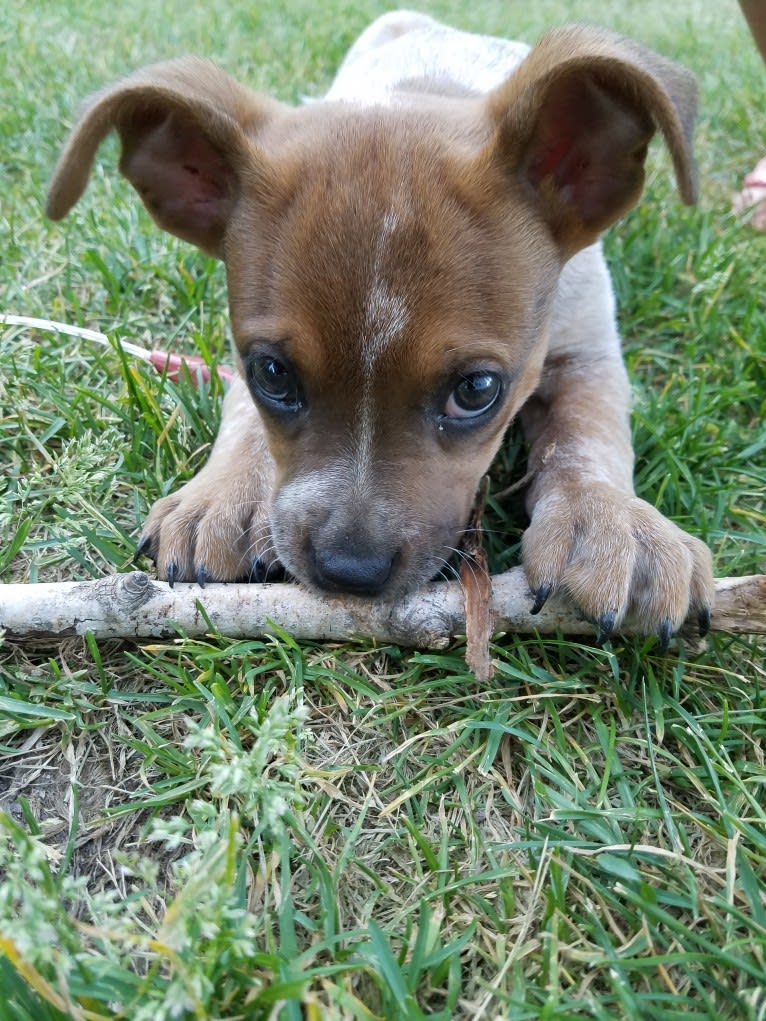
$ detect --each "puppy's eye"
[247,355,303,410]
[444,371,502,420]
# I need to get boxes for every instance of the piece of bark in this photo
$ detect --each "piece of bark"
[460,478,495,681]
[0,571,764,647]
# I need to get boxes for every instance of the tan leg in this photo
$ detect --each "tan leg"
[739,0,766,63]
[519,252,714,639]
[138,376,278,585]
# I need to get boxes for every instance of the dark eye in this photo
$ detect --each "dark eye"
[246,354,303,410]
[444,371,502,420]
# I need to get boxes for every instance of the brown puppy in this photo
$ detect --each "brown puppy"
[47,11,714,640]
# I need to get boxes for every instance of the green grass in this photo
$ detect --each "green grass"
[1,0,765,1018]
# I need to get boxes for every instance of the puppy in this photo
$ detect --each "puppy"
[47,10,714,640]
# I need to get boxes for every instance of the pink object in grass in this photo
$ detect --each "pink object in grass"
[146,349,236,383]
[732,156,766,230]
[0,316,235,385]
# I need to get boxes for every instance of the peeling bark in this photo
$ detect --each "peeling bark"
[1,571,763,655]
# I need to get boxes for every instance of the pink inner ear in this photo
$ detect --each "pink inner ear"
[529,131,578,184]
[525,73,652,231]
[121,112,237,250]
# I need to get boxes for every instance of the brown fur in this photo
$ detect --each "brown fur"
[46,16,714,636]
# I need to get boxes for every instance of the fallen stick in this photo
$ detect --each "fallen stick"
[0,570,763,648]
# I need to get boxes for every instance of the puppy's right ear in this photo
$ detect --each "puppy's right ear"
[46,58,284,256]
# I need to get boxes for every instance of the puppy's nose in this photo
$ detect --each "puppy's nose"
[313,546,394,596]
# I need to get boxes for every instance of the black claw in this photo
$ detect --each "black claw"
[248,558,269,583]
[595,610,617,645]
[698,607,711,637]
[167,561,178,589]
[134,534,153,564]
[247,558,285,584]
[195,566,208,589]
[659,618,674,652]
[530,584,553,615]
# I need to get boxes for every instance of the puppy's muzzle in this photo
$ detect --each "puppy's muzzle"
[310,537,397,597]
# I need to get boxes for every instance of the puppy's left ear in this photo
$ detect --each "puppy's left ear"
[485,25,697,252]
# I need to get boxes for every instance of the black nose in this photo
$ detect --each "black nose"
[313,548,394,596]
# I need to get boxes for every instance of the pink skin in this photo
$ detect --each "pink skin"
[733,157,766,231]
[735,2,766,230]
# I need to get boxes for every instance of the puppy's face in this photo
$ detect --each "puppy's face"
[46,28,696,598]
[226,107,560,596]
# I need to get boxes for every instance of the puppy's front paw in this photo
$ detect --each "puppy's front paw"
[522,485,714,640]
[136,473,279,585]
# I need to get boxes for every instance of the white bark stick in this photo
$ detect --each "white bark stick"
[0,570,763,646]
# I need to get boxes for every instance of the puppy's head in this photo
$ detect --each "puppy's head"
[47,26,696,597]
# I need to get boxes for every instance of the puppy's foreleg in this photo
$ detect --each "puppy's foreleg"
[519,263,713,639]
[139,376,278,584]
